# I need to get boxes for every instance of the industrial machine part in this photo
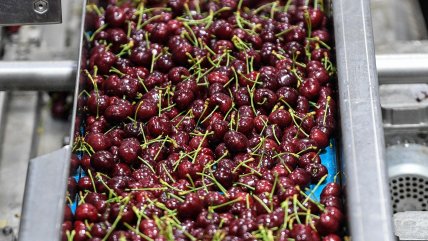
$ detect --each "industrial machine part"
[333,0,394,239]
[387,144,428,212]
[0,0,62,26]
[394,211,428,240]
[10,0,396,240]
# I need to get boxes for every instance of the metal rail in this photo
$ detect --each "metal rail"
[376,54,428,84]
[0,61,76,91]
[332,0,395,240]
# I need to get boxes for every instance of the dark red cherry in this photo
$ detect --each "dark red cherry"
[118,138,141,164]
[320,182,341,199]
[322,234,342,241]
[75,203,98,222]
[147,116,172,137]
[210,93,233,114]
[85,133,112,151]
[105,6,126,27]
[269,109,292,128]
[289,168,311,188]
[91,150,114,173]
[168,67,190,84]
[305,162,328,182]
[254,88,278,110]
[224,131,249,153]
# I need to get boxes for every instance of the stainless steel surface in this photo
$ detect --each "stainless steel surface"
[333,0,394,240]
[394,211,428,240]
[18,146,70,241]
[0,0,62,26]
[0,92,38,237]
[0,61,76,91]
[377,54,428,84]
[387,144,428,212]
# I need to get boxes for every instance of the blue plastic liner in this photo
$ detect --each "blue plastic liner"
[306,139,338,202]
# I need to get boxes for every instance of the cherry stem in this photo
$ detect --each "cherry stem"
[87,169,97,193]
[90,24,108,42]
[322,96,331,126]
[304,10,312,38]
[269,173,279,200]
[197,172,229,196]
[293,194,302,224]
[66,230,76,241]
[208,197,242,213]
[123,223,154,241]
[253,194,272,213]
[138,157,156,173]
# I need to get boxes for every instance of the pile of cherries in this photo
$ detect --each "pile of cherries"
[63,0,345,240]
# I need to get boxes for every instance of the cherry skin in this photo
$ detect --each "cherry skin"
[75,203,98,222]
[224,131,249,153]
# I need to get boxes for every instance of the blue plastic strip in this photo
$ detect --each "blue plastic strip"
[306,139,338,202]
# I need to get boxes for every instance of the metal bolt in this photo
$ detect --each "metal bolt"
[33,0,48,14]
[2,226,13,236]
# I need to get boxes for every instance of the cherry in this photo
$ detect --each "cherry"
[104,99,133,123]
[85,133,112,151]
[168,66,189,84]
[233,87,251,106]
[75,203,98,222]
[106,28,128,51]
[228,218,257,236]
[214,166,237,189]
[178,193,204,219]
[322,234,342,241]
[92,50,118,75]
[259,66,279,90]
[319,212,341,234]
[210,92,233,114]
[305,162,328,181]
[207,71,230,85]
[321,182,341,199]
[269,109,292,128]
[109,203,136,225]
[73,221,89,241]
[105,5,126,27]
[254,88,278,110]
[321,196,343,210]
[90,222,110,238]
[224,131,249,153]
[147,116,172,137]
[112,163,132,177]
[299,78,321,100]
[145,71,167,90]
[290,224,320,241]
[155,54,174,73]
[168,0,187,15]
[255,179,273,194]
[61,221,72,241]
[91,150,115,173]
[289,168,311,187]
[87,93,109,115]
[211,19,233,40]
[118,138,141,164]
[149,22,170,43]
[298,152,321,168]
[310,126,330,149]
[78,176,94,191]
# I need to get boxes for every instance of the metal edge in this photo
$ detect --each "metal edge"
[18,146,71,241]
[18,1,86,240]
[69,0,87,146]
[0,0,62,26]
[332,0,394,240]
